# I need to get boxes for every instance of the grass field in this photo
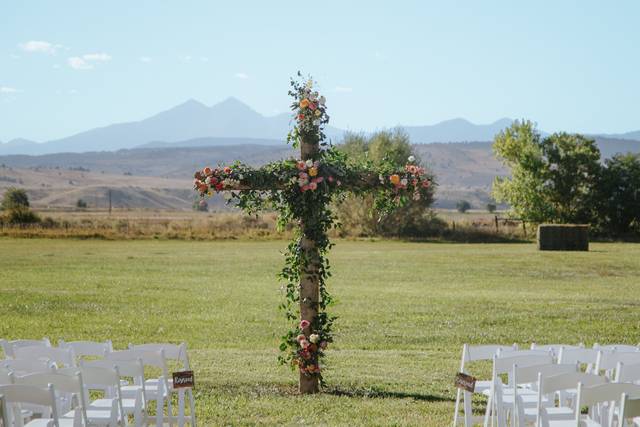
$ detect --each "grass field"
[1,238,639,425]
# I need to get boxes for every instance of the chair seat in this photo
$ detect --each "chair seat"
[548,418,601,427]
[64,408,115,424]
[523,405,574,419]
[122,383,163,398]
[25,418,75,427]
[90,397,138,413]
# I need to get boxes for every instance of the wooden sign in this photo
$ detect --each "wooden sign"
[454,372,476,393]
[172,370,195,389]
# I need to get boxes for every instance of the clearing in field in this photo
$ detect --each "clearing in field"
[1,238,639,425]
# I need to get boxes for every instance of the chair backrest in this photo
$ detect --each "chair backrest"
[576,382,640,426]
[512,363,577,385]
[129,342,190,369]
[539,372,606,395]
[530,343,583,357]
[82,358,146,387]
[0,383,59,427]
[14,346,77,368]
[0,338,51,359]
[107,349,169,377]
[493,353,554,376]
[594,344,640,352]
[597,351,640,372]
[0,358,56,375]
[558,347,600,366]
[616,362,640,384]
[577,382,640,408]
[59,340,113,359]
[13,371,88,426]
[620,393,640,425]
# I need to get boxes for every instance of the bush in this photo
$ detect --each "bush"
[76,199,88,209]
[486,203,497,213]
[456,200,471,213]
[4,207,41,224]
[1,187,30,211]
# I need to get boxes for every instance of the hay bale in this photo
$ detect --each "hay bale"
[537,224,589,251]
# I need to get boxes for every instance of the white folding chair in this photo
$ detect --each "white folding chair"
[453,344,517,427]
[81,359,147,427]
[575,382,640,427]
[510,363,578,427]
[106,349,170,427]
[596,352,640,381]
[619,393,640,427]
[0,339,51,360]
[484,352,554,427]
[14,347,77,369]
[58,366,124,427]
[0,359,56,376]
[534,372,605,427]
[129,343,195,427]
[616,363,640,385]
[13,371,88,426]
[0,383,62,427]
[58,340,113,362]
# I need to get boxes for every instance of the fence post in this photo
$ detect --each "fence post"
[494,215,499,233]
[522,221,527,237]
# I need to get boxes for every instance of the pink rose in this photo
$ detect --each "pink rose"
[296,334,306,342]
[327,176,334,183]
[300,340,310,349]
[297,161,306,170]
[300,319,310,329]
[309,182,318,191]
[301,185,310,192]
[299,172,308,180]
[314,177,324,183]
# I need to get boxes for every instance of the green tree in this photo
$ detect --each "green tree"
[486,203,497,213]
[76,199,88,209]
[597,153,640,235]
[456,200,471,213]
[492,120,601,224]
[1,187,30,211]
[336,129,436,236]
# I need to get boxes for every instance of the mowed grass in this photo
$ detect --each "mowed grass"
[1,238,639,425]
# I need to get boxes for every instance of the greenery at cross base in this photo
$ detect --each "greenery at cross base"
[335,129,437,237]
[0,187,40,225]
[2,238,640,425]
[492,120,640,236]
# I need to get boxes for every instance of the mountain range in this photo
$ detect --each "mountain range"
[3,97,638,156]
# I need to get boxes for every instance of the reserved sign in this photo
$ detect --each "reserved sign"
[172,370,195,389]
[454,372,476,393]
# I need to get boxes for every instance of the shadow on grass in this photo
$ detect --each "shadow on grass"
[325,386,454,402]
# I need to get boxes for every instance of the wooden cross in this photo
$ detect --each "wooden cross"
[194,75,432,394]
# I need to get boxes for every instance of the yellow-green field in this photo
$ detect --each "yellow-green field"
[1,238,639,425]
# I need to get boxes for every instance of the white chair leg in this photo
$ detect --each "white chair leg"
[454,388,462,426]
[187,388,196,427]
[155,395,164,427]
[463,391,473,427]
[484,391,493,427]
[167,396,174,427]
[178,389,185,427]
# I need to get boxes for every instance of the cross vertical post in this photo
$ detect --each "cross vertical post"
[299,134,320,394]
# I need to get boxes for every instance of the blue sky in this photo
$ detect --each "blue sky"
[1,0,639,142]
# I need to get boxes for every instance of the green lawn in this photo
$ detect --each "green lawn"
[1,238,639,425]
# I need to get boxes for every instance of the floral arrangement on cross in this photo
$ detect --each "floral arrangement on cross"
[194,72,433,393]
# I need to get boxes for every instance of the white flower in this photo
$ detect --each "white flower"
[205,176,212,185]
[400,178,408,186]
[319,96,326,106]
[309,334,320,344]
[306,159,314,168]
[379,174,385,184]
[408,155,416,163]
[313,119,320,126]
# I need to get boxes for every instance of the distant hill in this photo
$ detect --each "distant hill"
[403,118,514,144]
[2,137,637,210]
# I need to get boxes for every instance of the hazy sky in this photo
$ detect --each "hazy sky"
[1,1,639,142]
